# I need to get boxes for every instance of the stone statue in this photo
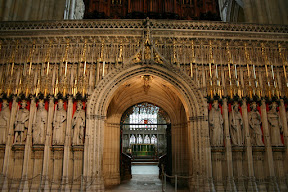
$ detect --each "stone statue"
[248,102,264,146]
[72,102,85,145]
[229,102,243,146]
[52,100,66,145]
[32,100,47,144]
[209,100,224,146]
[0,100,10,144]
[14,100,29,144]
[74,0,85,19]
[267,102,283,146]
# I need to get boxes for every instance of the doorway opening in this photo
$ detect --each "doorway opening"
[120,102,171,180]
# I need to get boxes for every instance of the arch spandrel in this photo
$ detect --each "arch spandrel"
[87,63,207,120]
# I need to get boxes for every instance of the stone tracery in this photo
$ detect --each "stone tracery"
[0,19,287,191]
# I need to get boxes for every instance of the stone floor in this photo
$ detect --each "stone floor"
[105,165,189,192]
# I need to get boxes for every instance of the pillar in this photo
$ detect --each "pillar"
[260,99,279,191]
[278,99,288,190]
[241,99,258,191]
[41,98,54,191]
[278,0,288,24]
[20,98,37,191]
[89,116,105,191]
[1,97,18,191]
[222,99,237,191]
[254,0,268,24]
[69,0,76,19]
[242,0,254,23]
[2,0,13,21]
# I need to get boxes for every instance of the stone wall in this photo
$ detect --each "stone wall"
[0,19,287,191]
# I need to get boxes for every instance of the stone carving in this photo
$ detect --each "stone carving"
[248,102,264,146]
[229,102,243,146]
[267,102,283,146]
[74,0,85,19]
[72,102,85,145]
[209,100,224,146]
[14,100,29,144]
[0,100,10,144]
[32,100,47,144]
[52,100,66,145]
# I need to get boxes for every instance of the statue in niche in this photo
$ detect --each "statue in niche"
[0,100,10,144]
[267,102,283,146]
[52,100,66,145]
[14,100,29,144]
[209,100,224,146]
[32,100,47,144]
[248,102,264,146]
[72,101,85,145]
[229,102,243,146]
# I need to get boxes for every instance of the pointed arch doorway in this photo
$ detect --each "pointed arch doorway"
[120,102,172,180]
[102,72,192,188]
[86,64,209,191]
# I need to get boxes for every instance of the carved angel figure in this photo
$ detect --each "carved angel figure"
[33,101,47,144]
[229,102,243,146]
[267,102,283,146]
[72,102,85,145]
[209,100,224,146]
[52,100,66,145]
[14,100,29,144]
[248,102,264,146]
[0,100,10,144]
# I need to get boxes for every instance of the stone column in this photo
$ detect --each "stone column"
[254,0,268,24]
[263,0,273,24]
[41,98,54,191]
[23,0,33,20]
[211,149,224,192]
[222,99,237,191]
[241,99,258,191]
[82,102,91,189]
[1,97,18,191]
[260,99,279,191]
[188,118,201,191]
[61,97,73,191]
[20,98,37,191]
[242,0,254,23]
[279,99,288,190]
[265,0,282,24]
[232,149,246,191]
[69,0,76,19]
[71,146,83,191]
[2,0,13,21]
[90,116,105,191]
[103,122,120,186]
[11,0,20,21]
[203,105,215,192]
[278,0,288,24]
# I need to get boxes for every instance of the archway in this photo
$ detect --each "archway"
[86,64,209,190]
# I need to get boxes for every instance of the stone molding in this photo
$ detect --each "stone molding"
[0,19,287,41]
